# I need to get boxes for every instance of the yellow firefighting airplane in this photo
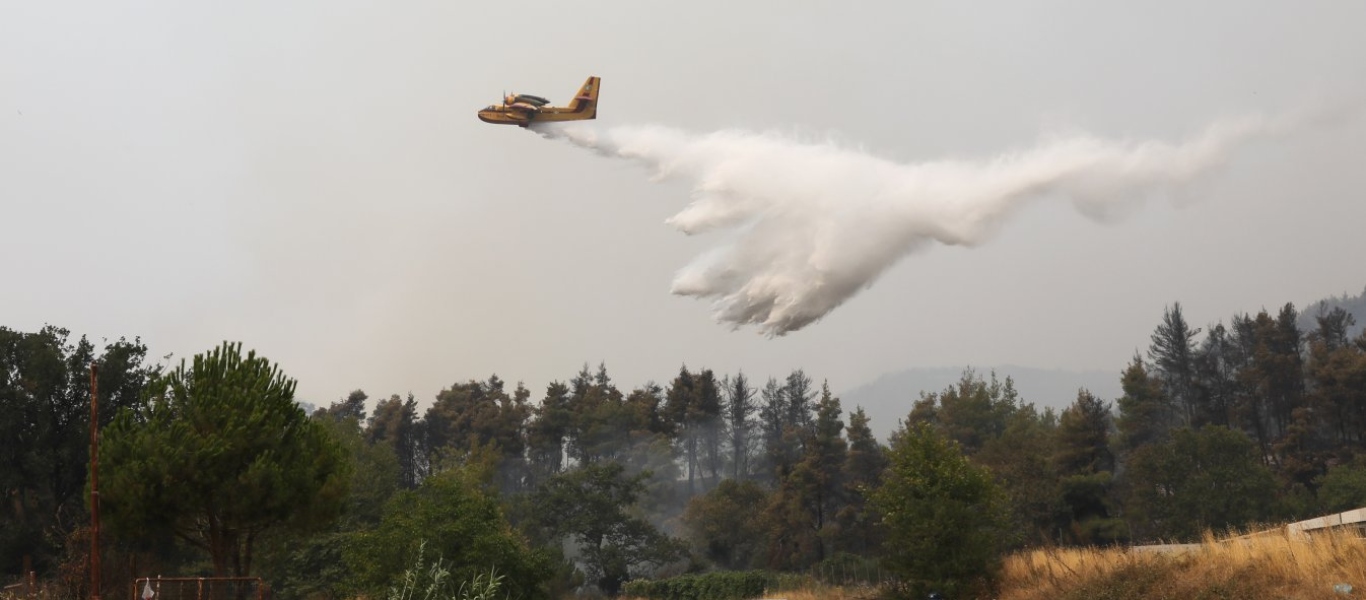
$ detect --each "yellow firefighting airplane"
[477,76,600,127]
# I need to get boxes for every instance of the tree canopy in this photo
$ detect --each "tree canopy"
[872,422,1010,599]
[101,341,349,577]
[12,290,1366,597]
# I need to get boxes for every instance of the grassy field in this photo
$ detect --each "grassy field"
[997,528,1365,600]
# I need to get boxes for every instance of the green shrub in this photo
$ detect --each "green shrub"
[345,468,550,600]
[620,571,772,600]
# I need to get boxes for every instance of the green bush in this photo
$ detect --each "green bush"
[620,571,772,600]
[810,552,888,586]
[871,423,1011,599]
[344,467,550,600]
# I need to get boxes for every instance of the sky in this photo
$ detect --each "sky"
[3,1,1365,415]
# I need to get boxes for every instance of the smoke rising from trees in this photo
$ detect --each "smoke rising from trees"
[533,113,1298,336]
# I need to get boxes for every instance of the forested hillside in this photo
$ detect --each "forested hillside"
[5,292,1366,598]
[1299,285,1366,339]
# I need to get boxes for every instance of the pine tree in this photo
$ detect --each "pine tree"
[761,382,847,568]
[319,389,368,422]
[907,369,1020,455]
[424,375,530,488]
[807,383,848,557]
[837,406,885,555]
[1054,389,1114,475]
[366,393,425,488]
[695,369,725,488]
[1114,355,1170,453]
[1193,323,1237,427]
[723,372,757,480]
[1306,308,1366,446]
[1230,313,1274,458]
[1148,302,1202,427]
[758,376,794,482]
[1053,389,1123,544]
[528,382,572,483]
[665,366,702,494]
[568,364,631,465]
[784,370,816,434]
[974,404,1065,546]
[102,342,349,577]
[1267,304,1307,436]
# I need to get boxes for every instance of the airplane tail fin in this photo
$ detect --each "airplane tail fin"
[566,76,600,117]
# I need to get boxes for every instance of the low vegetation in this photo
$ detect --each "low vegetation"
[621,571,774,600]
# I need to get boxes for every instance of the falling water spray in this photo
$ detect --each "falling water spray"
[531,111,1305,336]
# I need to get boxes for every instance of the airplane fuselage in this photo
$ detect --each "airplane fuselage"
[478,76,599,127]
[476,105,596,126]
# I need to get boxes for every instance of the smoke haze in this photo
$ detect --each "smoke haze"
[533,114,1295,336]
[7,2,1365,408]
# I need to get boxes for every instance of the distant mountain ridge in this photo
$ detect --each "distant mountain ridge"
[839,365,1124,441]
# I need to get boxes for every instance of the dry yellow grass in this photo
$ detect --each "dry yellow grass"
[764,586,877,600]
[998,527,1366,600]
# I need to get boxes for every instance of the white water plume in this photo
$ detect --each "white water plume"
[531,113,1295,336]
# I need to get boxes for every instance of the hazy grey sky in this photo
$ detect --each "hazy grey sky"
[4,1,1364,412]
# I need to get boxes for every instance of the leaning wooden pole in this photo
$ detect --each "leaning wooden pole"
[90,362,101,600]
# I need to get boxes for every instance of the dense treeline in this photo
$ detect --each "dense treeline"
[0,327,159,580]
[4,288,1366,598]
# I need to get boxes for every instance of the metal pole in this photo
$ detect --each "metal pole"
[90,362,101,600]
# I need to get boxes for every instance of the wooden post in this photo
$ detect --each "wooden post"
[90,363,101,600]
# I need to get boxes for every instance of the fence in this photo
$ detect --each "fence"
[2,572,38,600]
[130,578,265,600]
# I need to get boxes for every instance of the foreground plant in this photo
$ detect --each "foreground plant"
[388,542,506,600]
